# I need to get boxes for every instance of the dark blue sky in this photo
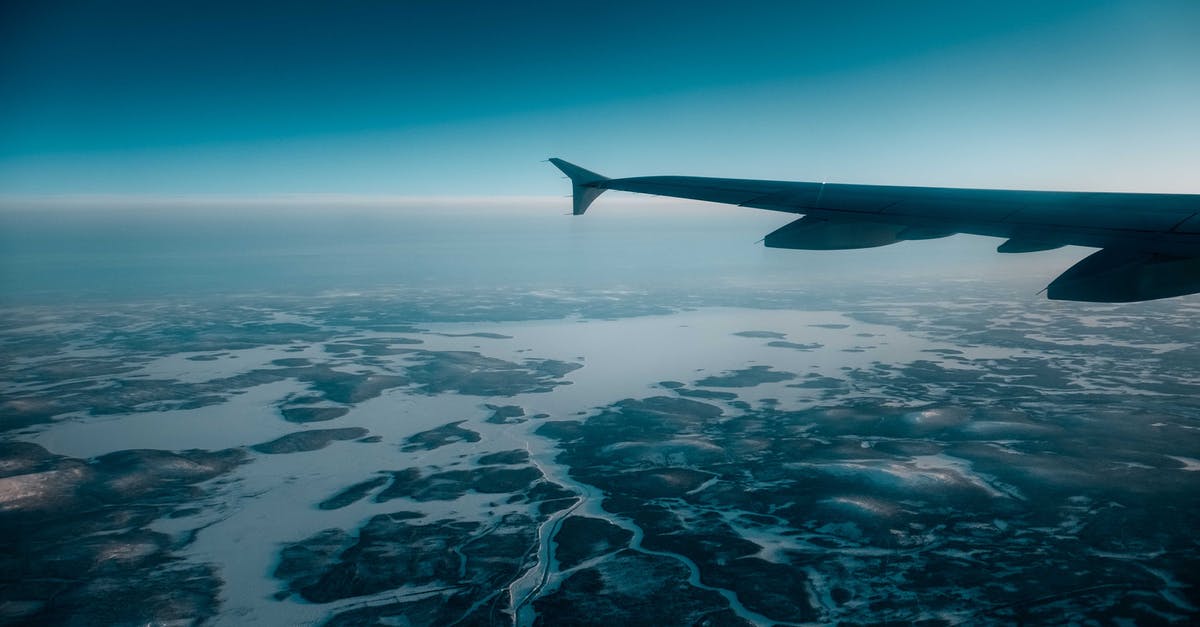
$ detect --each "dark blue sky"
[2,1,1197,195]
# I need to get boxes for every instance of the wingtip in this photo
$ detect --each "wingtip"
[548,158,608,185]
[548,158,609,215]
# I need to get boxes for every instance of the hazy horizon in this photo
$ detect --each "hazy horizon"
[0,193,1097,305]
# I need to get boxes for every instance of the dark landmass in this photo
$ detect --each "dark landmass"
[273,527,357,599]
[278,497,564,619]
[321,594,449,627]
[552,516,633,570]
[538,497,579,516]
[280,461,581,627]
[0,332,577,436]
[432,332,514,339]
[251,427,369,454]
[35,562,224,627]
[1,396,67,431]
[375,465,544,502]
[105,317,334,354]
[323,337,423,357]
[532,395,817,623]
[675,388,739,401]
[732,330,786,339]
[308,511,541,624]
[603,497,814,623]
[3,285,1200,625]
[401,421,482,452]
[287,367,411,405]
[787,373,846,390]
[523,480,578,505]
[537,379,1200,623]
[533,550,752,626]
[588,467,714,499]
[486,404,526,424]
[809,323,850,329]
[0,291,708,437]
[479,449,531,465]
[530,420,583,442]
[404,351,582,396]
[88,447,247,503]
[284,513,472,603]
[318,476,391,510]
[3,358,410,430]
[279,406,350,423]
[695,365,796,388]
[658,380,685,389]
[766,340,823,351]
[0,442,245,626]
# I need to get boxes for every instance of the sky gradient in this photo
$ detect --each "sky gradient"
[2,1,1198,196]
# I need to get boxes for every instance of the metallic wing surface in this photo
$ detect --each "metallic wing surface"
[549,158,1200,303]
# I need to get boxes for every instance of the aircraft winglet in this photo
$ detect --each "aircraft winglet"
[549,158,609,215]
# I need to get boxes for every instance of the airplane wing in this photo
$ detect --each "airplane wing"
[549,158,1200,303]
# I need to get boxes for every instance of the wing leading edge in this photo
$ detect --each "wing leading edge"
[549,158,1200,303]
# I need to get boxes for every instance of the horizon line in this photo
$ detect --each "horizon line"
[0,192,693,208]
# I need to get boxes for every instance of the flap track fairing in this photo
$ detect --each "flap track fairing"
[763,217,906,250]
[1047,248,1200,302]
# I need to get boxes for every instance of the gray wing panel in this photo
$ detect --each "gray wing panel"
[599,176,821,210]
